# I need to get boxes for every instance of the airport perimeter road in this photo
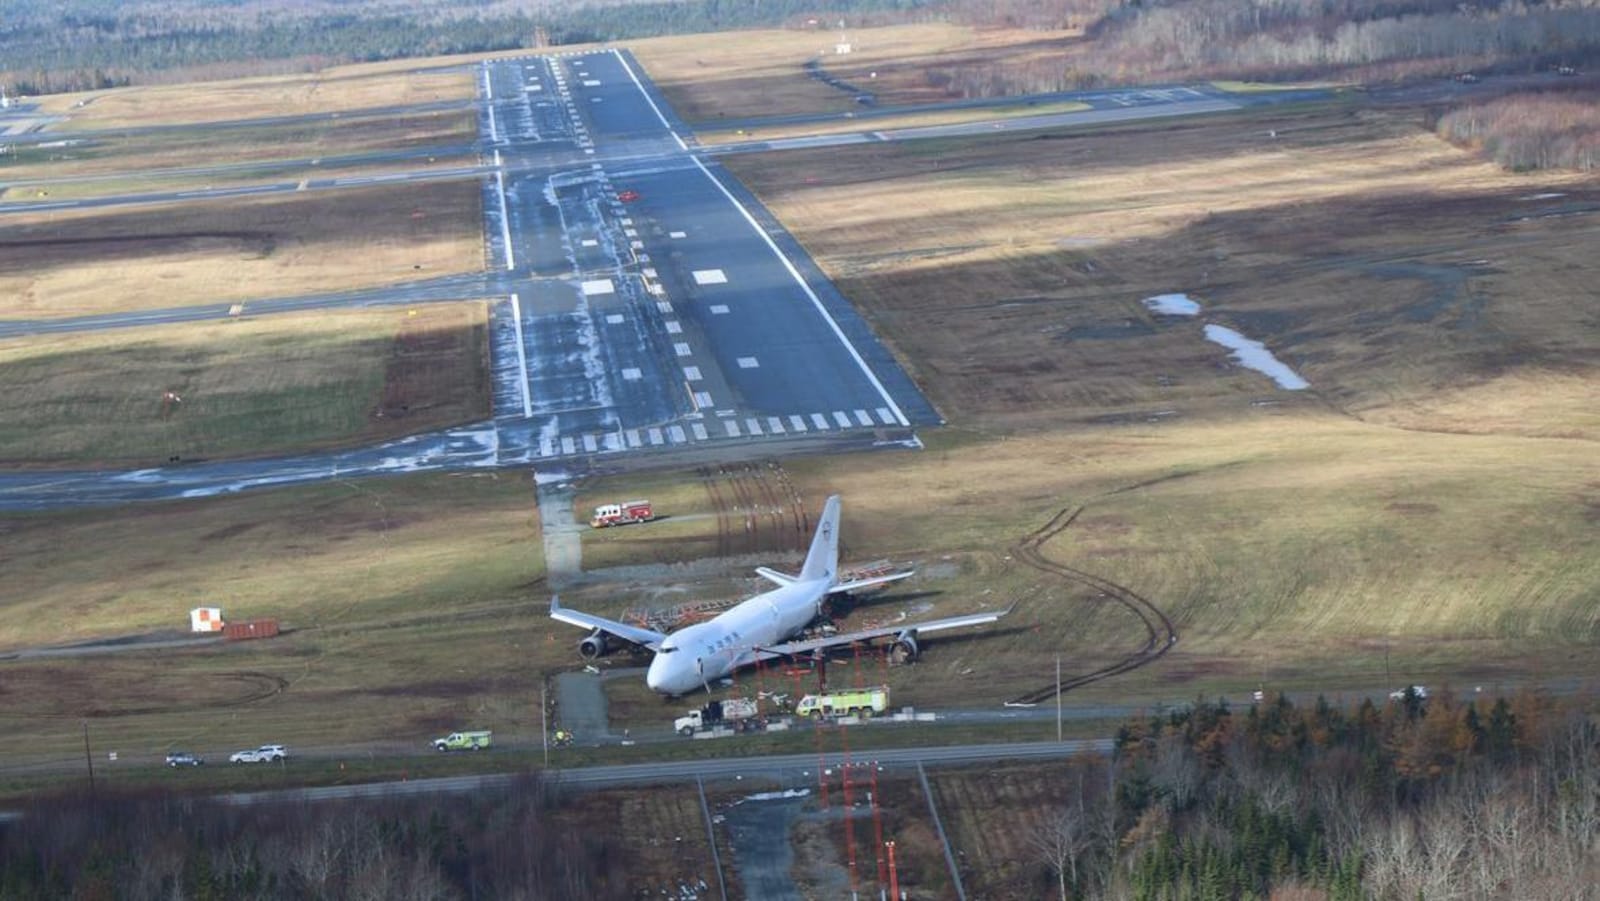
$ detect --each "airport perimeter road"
[219,738,1115,806]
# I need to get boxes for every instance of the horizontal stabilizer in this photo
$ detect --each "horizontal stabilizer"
[548,596,665,650]
[755,566,797,587]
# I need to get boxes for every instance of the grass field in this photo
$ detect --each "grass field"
[0,471,544,759]
[634,23,1081,123]
[36,65,472,129]
[0,178,484,317]
[0,109,475,191]
[0,304,490,466]
[692,99,1094,146]
[723,104,1600,432]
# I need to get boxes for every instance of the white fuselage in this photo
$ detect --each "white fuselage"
[645,578,826,695]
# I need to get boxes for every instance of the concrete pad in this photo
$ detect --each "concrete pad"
[668,425,686,443]
[657,301,674,313]
[789,415,808,432]
[582,434,598,453]
[670,231,687,238]
[665,321,682,334]
[692,423,709,441]
[580,239,598,247]
[710,304,730,315]
[767,417,785,434]
[745,418,763,436]
[683,366,702,381]
[693,391,713,408]
[626,429,643,448]
[833,411,853,428]
[692,269,728,285]
[621,368,642,380]
[605,313,624,324]
[581,279,614,295]
[737,357,759,368]
[648,428,664,446]
[811,413,831,430]
[724,420,741,437]
[854,409,874,426]
[674,343,692,356]
[877,407,897,424]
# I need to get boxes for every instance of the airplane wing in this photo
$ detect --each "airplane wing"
[764,606,1010,657]
[548,596,666,650]
[828,570,914,595]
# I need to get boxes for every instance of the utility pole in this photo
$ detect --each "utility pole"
[1056,655,1063,742]
[82,720,96,802]
[541,685,549,768]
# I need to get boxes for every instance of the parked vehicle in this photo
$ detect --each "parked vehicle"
[432,730,492,751]
[1389,685,1429,701]
[165,751,204,767]
[229,744,288,763]
[795,686,889,720]
[675,697,762,736]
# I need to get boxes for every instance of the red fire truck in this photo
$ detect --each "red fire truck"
[590,500,654,528]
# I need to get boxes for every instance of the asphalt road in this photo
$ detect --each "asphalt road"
[218,738,1116,806]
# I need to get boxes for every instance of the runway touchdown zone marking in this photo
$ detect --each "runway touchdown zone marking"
[692,269,728,285]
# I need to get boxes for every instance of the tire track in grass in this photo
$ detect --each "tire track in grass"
[1007,506,1178,705]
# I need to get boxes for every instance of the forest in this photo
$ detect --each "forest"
[0,0,936,94]
[0,691,1593,899]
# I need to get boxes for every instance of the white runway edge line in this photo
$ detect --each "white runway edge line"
[493,149,514,271]
[687,155,909,426]
[612,50,688,152]
[609,49,909,427]
[481,64,499,144]
[509,293,533,418]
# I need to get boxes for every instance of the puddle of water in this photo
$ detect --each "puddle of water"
[1203,324,1309,390]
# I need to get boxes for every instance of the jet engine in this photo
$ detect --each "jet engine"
[578,629,612,659]
[888,630,919,664]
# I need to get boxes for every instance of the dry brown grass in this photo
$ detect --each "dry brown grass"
[36,66,472,129]
[633,23,1080,123]
[723,105,1600,434]
[0,110,475,183]
[0,304,490,466]
[0,178,484,317]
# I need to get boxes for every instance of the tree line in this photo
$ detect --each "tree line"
[1018,689,1600,899]
[1437,85,1600,171]
[933,1,1600,117]
[0,0,935,95]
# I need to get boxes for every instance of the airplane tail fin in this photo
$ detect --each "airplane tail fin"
[799,495,841,583]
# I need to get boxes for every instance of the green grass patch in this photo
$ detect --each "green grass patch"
[0,305,489,466]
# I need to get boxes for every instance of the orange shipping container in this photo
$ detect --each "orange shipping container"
[222,619,280,641]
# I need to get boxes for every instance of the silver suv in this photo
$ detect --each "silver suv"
[229,744,288,764]
[165,751,203,767]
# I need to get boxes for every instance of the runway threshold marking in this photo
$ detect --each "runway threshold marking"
[509,293,533,418]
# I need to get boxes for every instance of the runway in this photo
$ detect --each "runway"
[478,48,938,468]
[0,55,1292,508]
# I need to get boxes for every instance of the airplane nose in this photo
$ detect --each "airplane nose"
[645,661,664,693]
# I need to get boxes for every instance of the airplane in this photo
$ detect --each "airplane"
[550,494,1010,696]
